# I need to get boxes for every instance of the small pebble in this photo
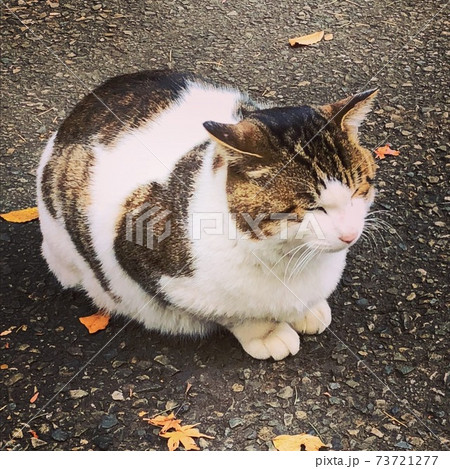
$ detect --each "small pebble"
[99,414,118,429]
[406,292,416,301]
[51,428,70,442]
[396,365,415,375]
[277,386,294,399]
[229,417,244,429]
[93,435,112,450]
[69,389,88,399]
[395,441,412,449]
[295,410,307,420]
[346,380,359,389]
[371,427,384,438]
[112,390,124,401]
[31,438,47,448]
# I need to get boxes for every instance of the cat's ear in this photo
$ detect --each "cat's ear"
[203,120,267,159]
[323,89,378,139]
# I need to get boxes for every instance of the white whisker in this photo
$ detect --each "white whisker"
[287,245,320,282]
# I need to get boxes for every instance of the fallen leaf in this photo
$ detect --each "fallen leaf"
[29,429,39,439]
[289,30,324,47]
[30,391,39,403]
[0,327,15,336]
[374,143,400,160]
[0,364,8,370]
[144,412,214,451]
[324,33,333,41]
[145,412,182,433]
[79,311,110,334]
[160,424,214,451]
[0,207,39,223]
[273,433,328,451]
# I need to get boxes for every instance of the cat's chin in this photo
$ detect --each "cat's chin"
[324,245,351,253]
[304,242,353,254]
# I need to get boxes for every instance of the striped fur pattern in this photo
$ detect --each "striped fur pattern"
[37,70,378,360]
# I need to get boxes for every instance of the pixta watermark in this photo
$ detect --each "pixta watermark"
[125,204,325,248]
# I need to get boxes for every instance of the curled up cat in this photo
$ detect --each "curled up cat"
[37,70,378,360]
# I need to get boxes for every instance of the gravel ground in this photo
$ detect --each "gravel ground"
[1,0,449,451]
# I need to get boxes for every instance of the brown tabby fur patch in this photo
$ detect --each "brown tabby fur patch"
[219,105,375,238]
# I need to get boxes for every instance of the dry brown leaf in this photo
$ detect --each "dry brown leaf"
[0,207,39,223]
[289,30,324,47]
[374,143,400,160]
[160,424,214,451]
[273,433,328,451]
[79,311,110,334]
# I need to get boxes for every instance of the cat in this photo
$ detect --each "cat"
[37,70,378,360]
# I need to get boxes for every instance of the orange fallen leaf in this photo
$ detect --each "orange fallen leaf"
[160,424,214,451]
[79,311,110,334]
[273,433,328,451]
[0,207,39,223]
[144,412,214,451]
[289,30,324,47]
[0,364,8,370]
[374,143,400,160]
[145,412,182,433]
[30,391,39,403]
[29,429,39,439]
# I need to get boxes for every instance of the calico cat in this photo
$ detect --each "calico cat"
[37,70,378,360]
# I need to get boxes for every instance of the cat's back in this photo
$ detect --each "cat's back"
[44,70,248,184]
[55,70,194,146]
[56,69,248,150]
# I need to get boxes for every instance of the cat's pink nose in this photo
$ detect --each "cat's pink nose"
[339,232,358,244]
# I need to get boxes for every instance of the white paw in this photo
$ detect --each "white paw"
[292,300,332,335]
[231,321,300,361]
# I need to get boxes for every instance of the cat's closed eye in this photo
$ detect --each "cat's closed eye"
[307,206,327,214]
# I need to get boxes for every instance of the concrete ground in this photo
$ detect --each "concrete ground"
[1,0,448,451]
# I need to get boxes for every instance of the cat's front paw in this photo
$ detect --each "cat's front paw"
[292,300,332,335]
[230,321,300,361]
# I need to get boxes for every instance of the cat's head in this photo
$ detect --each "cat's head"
[203,89,378,252]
